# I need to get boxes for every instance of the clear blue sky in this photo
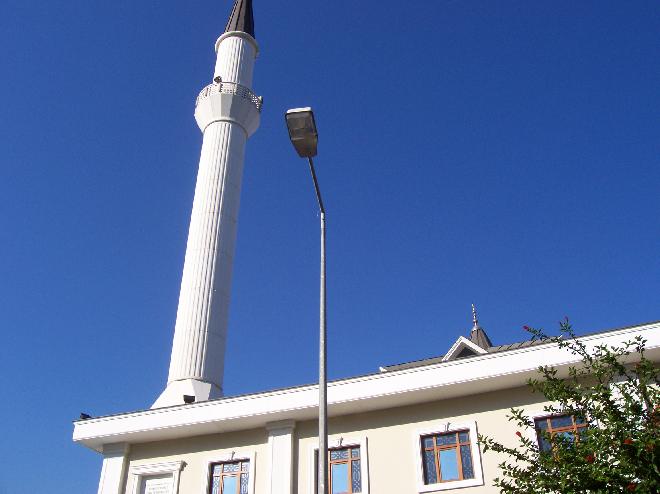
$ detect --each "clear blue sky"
[0,1,658,492]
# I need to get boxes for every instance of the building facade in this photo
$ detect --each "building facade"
[72,2,660,493]
[75,319,660,494]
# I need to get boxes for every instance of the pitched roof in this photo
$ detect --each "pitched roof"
[379,320,660,372]
[469,327,493,349]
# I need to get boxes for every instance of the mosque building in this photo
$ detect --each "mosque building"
[72,2,660,493]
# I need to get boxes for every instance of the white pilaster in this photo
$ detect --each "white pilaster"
[97,443,130,494]
[153,31,260,409]
[266,420,296,494]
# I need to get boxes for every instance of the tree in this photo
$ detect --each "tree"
[479,319,659,493]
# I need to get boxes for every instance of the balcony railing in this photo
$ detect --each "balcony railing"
[195,81,263,112]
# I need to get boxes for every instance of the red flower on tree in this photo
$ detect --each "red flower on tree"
[515,431,522,438]
[623,437,634,445]
[584,454,594,463]
[627,483,637,491]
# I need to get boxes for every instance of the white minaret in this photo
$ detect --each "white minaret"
[153,0,260,408]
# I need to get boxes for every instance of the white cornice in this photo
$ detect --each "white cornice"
[73,322,660,452]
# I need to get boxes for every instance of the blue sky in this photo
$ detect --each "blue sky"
[0,1,658,492]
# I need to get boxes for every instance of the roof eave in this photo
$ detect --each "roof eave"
[73,321,660,452]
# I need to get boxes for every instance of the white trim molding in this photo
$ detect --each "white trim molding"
[128,460,185,494]
[442,337,488,362]
[414,421,484,492]
[308,436,370,494]
[201,450,256,494]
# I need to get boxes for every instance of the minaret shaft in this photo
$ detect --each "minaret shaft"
[153,26,260,408]
[214,33,257,86]
[167,121,246,386]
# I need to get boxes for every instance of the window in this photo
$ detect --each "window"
[310,437,370,494]
[328,446,362,494]
[421,430,474,484]
[415,421,484,492]
[534,414,587,452]
[208,460,250,494]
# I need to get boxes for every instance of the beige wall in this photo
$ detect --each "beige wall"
[296,385,548,494]
[127,428,268,494]
[122,385,551,494]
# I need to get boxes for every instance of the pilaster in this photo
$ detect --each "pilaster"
[97,443,130,494]
[266,420,296,494]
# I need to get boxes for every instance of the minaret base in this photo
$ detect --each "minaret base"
[152,379,222,409]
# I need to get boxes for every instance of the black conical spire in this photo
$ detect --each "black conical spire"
[225,0,255,38]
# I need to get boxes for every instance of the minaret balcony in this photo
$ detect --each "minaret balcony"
[194,81,262,136]
[196,81,263,112]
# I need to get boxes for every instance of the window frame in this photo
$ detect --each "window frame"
[414,421,484,492]
[202,451,256,494]
[531,412,588,453]
[128,460,185,494]
[308,436,370,494]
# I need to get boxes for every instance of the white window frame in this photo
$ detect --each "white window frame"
[308,436,370,494]
[128,460,185,494]
[201,450,256,494]
[414,421,484,492]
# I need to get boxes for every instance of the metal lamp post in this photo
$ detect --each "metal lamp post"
[285,107,327,494]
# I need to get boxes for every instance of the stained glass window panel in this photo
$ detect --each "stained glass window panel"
[351,447,360,458]
[537,433,552,452]
[240,473,249,494]
[437,434,456,446]
[331,463,349,494]
[550,415,573,428]
[423,437,434,448]
[330,449,349,461]
[351,460,361,492]
[211,476,220,494]
[460,445,474,479]
[535,418,549,430]
[423,449,437,484]
[458,431,470,443]
[439,450,460,481]
[222,475,238,494]
[223,462,240,473]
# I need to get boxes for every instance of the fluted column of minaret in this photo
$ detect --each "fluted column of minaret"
[153,23,260,408]
[166,119,246,389]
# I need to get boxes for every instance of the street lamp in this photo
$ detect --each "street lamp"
[285,107,327,494]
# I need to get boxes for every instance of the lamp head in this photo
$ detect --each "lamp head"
[285,107,318,158]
